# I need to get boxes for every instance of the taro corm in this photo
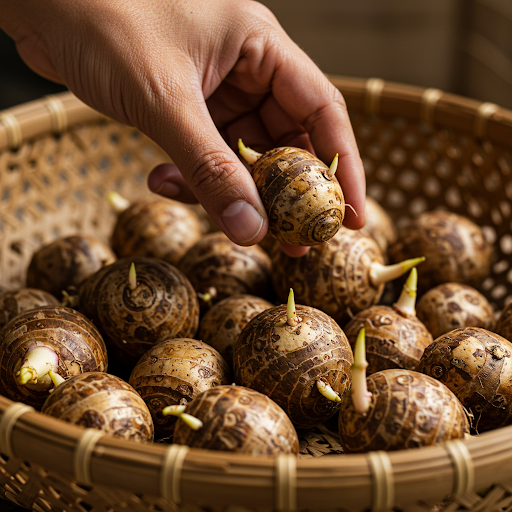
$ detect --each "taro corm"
[239,140,345,246]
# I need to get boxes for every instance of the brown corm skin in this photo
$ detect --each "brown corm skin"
[178,232,274,315]
[128,338,231,439]
[339,369,469,453]
[360,196,397,257]
[258,232,279,257]
[234,304,353,429]
[111,196,203,267]
[0,306,108,409]
[186,203,221,235]
[26,235,117,299]
[198,294,274,367]
[41,372,154,443]
[344,305,433,375]
[271,227,385,326]
[78,257,199,367]
[0,288,59,330]
[172,385,299,455]
[417,327,512,432]
[251,147,345,246]
[388,211,493,294]
[416,282,495,339]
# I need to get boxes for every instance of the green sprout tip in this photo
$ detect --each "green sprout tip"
[328,153,339,177]
[351,328,372,414]
[316,379,341,402]
[393,267,418,317]
[238,139,262,165]
[287,288,300,327]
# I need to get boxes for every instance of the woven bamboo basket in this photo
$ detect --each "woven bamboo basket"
[1,76,512,512]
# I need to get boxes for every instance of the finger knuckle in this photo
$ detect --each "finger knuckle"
[250,2,279,25]
[302,89,348,132]
[188,152,239,198]
[236,1,283,42]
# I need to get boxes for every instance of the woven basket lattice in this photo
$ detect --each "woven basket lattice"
[1,77,512,512]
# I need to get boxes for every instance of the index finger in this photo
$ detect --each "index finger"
[271,48,366,230]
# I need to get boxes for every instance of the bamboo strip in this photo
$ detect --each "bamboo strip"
[43,95,68,135]
[161,443,189,505]
[420,88,443,126]
[474,102,499,139]
[74,429,104,486]
[0,111,23,150]
[444,440,475,497]
[275,454,297,512]
[365,78,385,115]
[0,93,104,151]
[0,403,34,458]
[367,451,394,512]
[2,80,512,155]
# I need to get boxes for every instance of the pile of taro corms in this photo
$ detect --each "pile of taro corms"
[1,141,510,456]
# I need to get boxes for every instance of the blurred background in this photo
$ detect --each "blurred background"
[0,0,511,110]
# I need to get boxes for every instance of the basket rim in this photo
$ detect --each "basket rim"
[327,75,512,146]
[1,76,512,150]
[0,92,104,151]
[2,78,512,511]
[2,393,512,510]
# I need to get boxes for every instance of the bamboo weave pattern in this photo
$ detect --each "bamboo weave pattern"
[1,79,512,511]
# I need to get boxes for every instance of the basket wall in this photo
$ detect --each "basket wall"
[1,80,512,512]
[0,118,166,291]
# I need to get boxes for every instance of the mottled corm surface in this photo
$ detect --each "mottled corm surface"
[416,282,495,339]
[129,338,231,438]
[339,369,469,453]
[26,235,116,299]
[78,257,199,366]
[271,227,385,326]
[418,327,512,432]
[111,196,203,267]
[0,288,59,330]
[344,304,433,374]
[178,232,274,315]
[42,372,154,442]
[198,294,274,367]
[172,385,299,455]
[0,306,108,409]
[234,304,353,429]
[494,301,512,342]
[389,211,493,294]
[251,146,345,246]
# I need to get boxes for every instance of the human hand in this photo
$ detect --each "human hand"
[1,0,365,257]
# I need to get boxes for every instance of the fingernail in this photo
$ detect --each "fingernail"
[155,181,180,197]
[221,200,264,244]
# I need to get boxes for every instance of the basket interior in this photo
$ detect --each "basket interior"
[1,80,512,512]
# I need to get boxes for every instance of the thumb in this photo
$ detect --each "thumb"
[146,90,268,246]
